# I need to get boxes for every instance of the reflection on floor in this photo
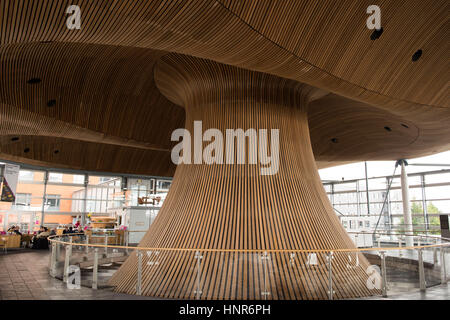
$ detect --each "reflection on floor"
[0,250,448,300]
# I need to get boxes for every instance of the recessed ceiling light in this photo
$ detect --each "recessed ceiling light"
[412,49,422,62]
[401,124,409,128]
[24,147,30,153]
[331,138,339,143]
[370,27,383,40]
[54,150,60,154]
[27,78,41,84]
[384,126,392,132]
[11,137,19,142]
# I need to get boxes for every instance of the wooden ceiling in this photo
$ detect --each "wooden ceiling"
[0,0,448,176]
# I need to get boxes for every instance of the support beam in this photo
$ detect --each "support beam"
[399,160,414,247]
[39,171,49,228]
[110,54,378,300]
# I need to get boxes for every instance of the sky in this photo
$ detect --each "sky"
[319,150,450,181]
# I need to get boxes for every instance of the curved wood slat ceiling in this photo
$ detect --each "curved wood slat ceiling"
[110,54,379,299]
[0,0,448,174]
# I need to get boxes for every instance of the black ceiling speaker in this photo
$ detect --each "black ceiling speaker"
[27,78,41,84]
[412,49,423,62]
[47,99,57,107]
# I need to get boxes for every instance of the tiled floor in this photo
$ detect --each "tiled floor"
[0,250,155,300]
[361,283,449,300]
[0,249,448,300]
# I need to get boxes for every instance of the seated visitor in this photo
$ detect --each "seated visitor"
[31,227,51,249]
[13,226,22,236]
[62,226,69,234]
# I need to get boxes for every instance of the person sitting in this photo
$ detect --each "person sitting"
[7,225,16,234]
[75,225,83,233]
[31,227,50,249]
[37,226,45,234]
[62,226,69,234]
[12,226,22,236]
[49,229,56,236]
[68,226,74,234]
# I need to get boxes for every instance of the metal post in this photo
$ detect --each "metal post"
[125,231,129,254]
[40,171,49,228]
[85,235,90,254]
[441,248,447,284]
[327,252,334,300]
[136,251,142,295]
[56,242,60,261]
[261,251,270,299]
[356,181,361,216]
[92,248,98,289]
[195,251,203,299]
[433,239,438,264]
[50,242,57,277]
[379,251,388,297]
[63,242,71,283]
[69,236,73,255]
[418,248,426,291]
[398,237,403,257]
[386,177,393,236]
[365,162,370,215]
[104,234,108,254]
[330,183,335,209]
[82,174,88,226]
[399,160,414,247]
[420,174,429,236]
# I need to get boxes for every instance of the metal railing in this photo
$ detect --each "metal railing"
[47,231,450,300]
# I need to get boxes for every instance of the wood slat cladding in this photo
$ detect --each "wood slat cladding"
[0,0,449,174]
[109,55,378,299]
[0,0,448,109]
[219,0,449,106]
[0,41,184,175]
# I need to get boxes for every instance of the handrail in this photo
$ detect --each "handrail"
[48,231,450,254]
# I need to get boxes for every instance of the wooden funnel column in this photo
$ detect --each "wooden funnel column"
[110,55,379,299]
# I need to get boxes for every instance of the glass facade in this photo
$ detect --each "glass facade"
[324,169,450,234]
[0,163,172,232]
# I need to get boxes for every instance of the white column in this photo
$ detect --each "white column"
[400,160,414,247]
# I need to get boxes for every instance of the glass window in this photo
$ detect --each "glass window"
[14,193,32,207]
[45,194,61,211]
[73,174,85,184]
[157,180,172,190]
[19,170,34,181]
[48,173,63,183]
